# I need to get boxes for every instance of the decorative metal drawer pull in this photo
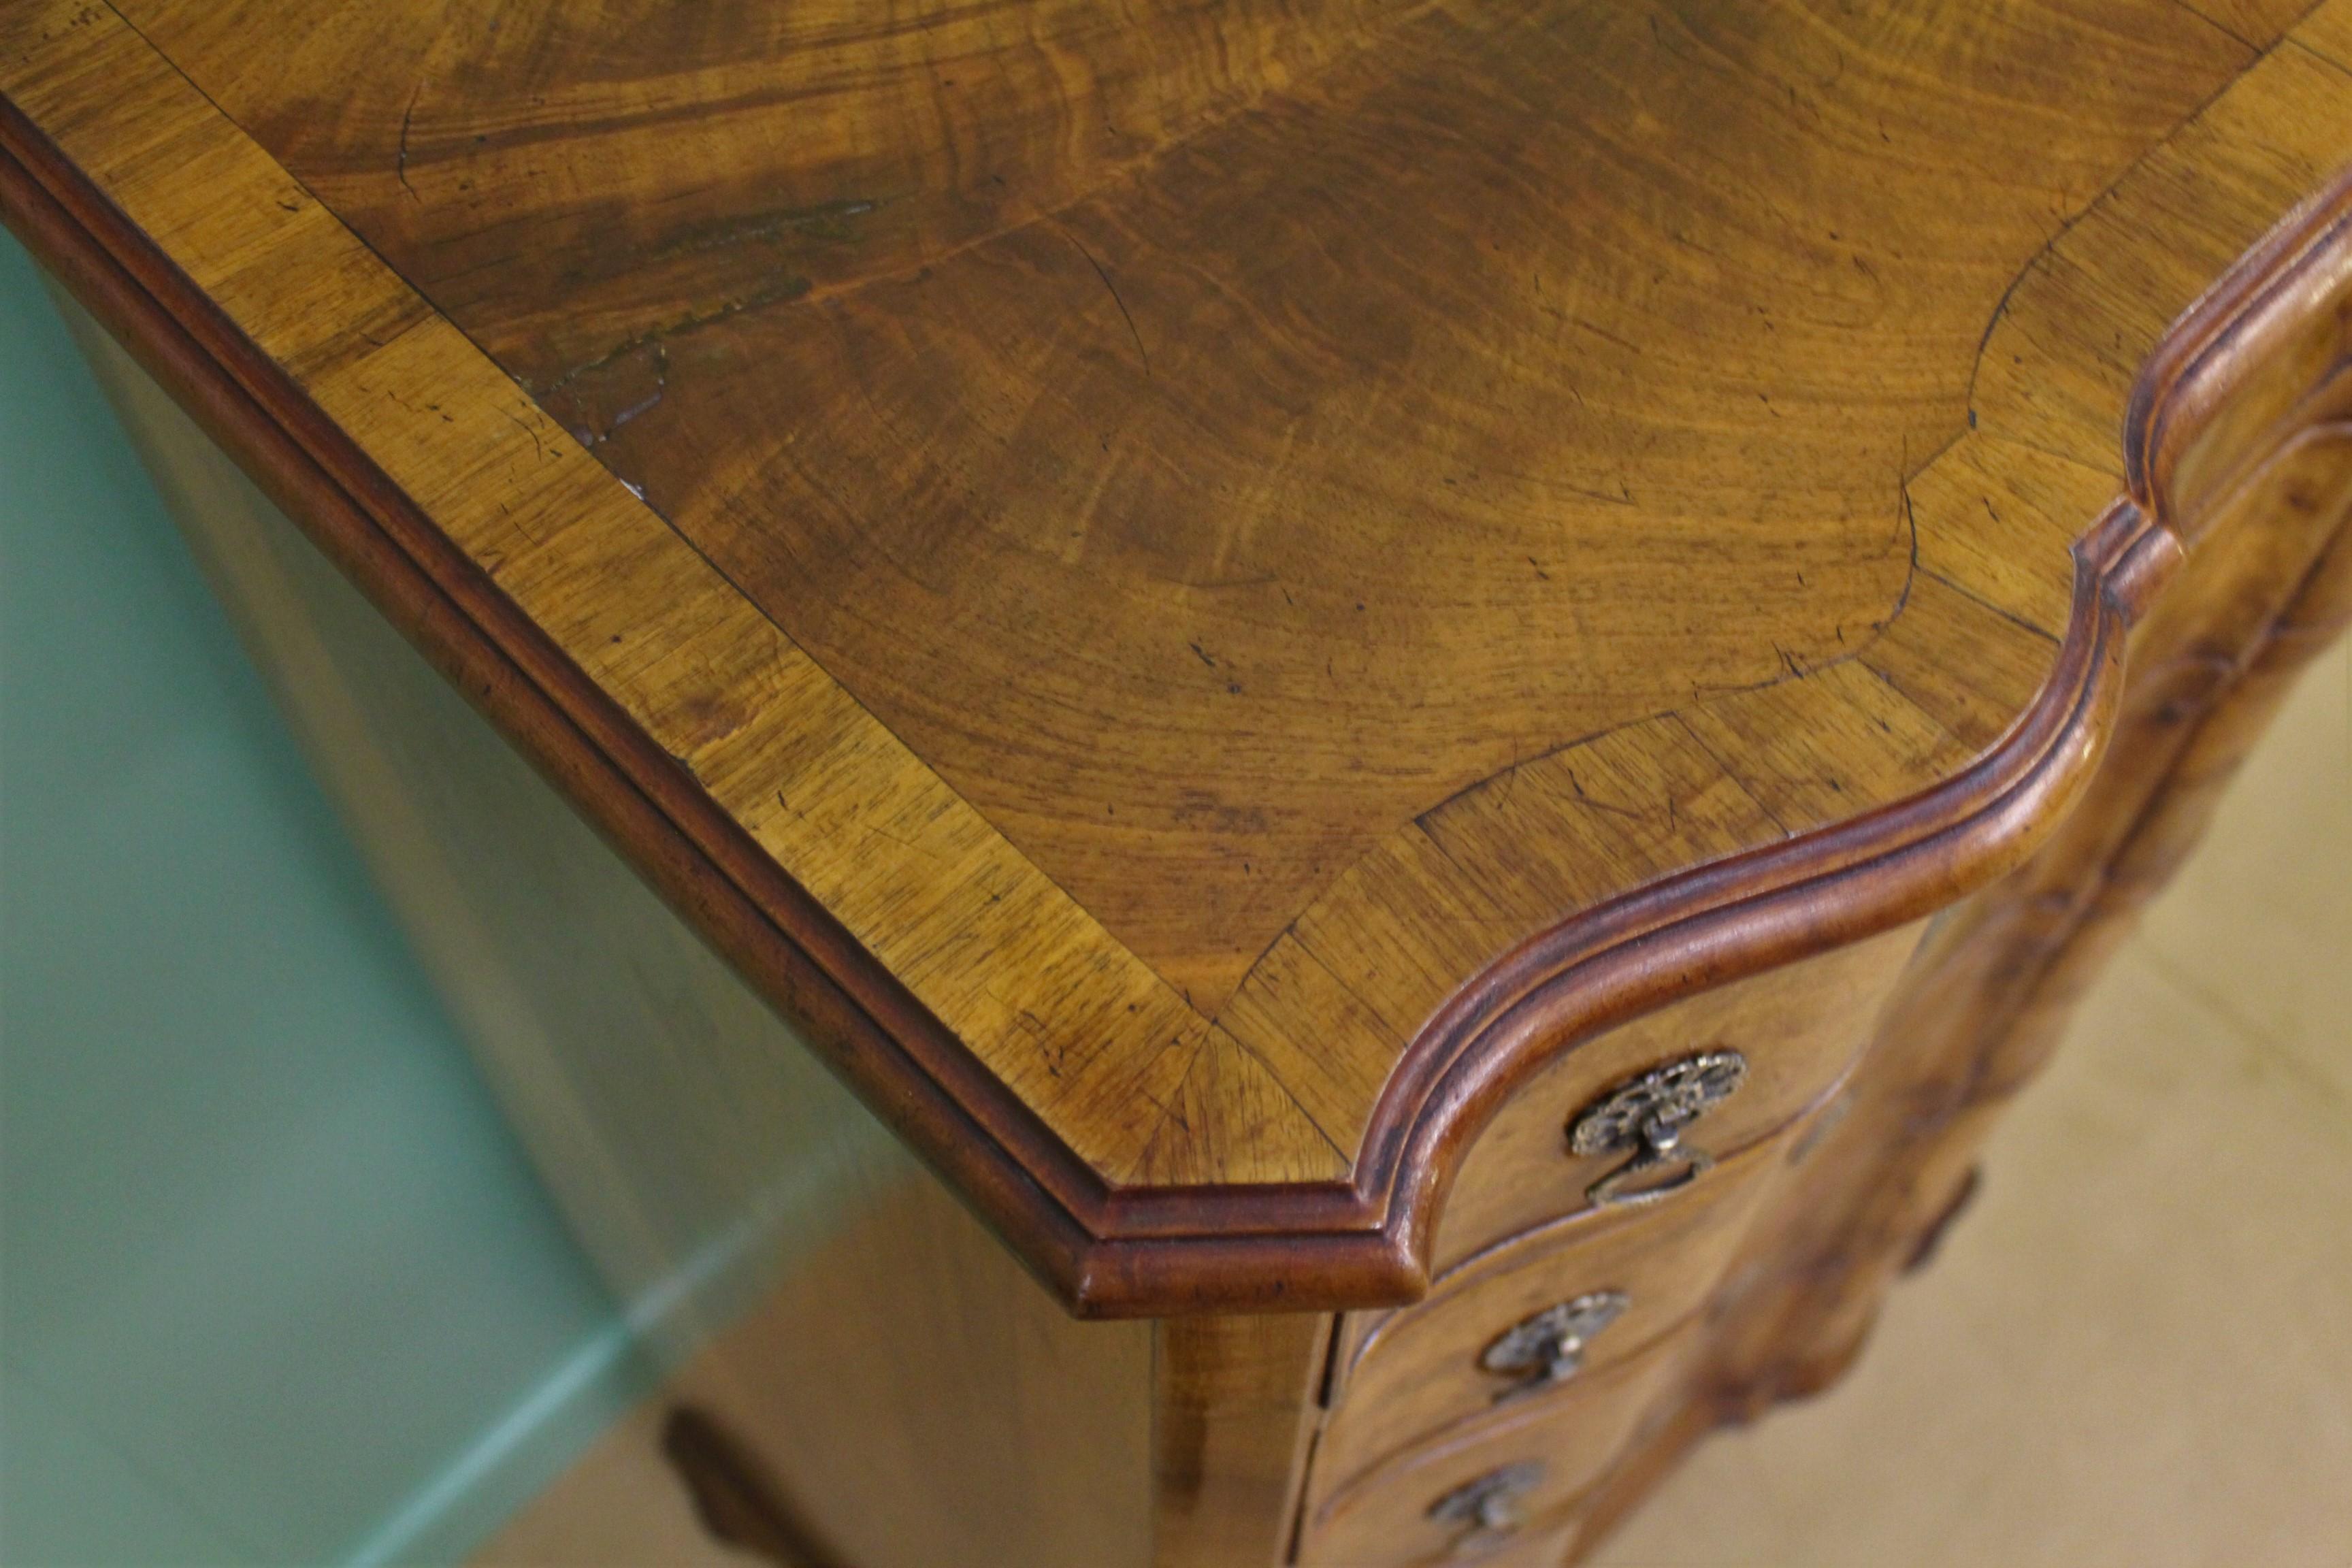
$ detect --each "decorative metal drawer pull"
[1567,1050,1747,1207]
[1428,1461,1543,1557]
[1478,1289,1630,1402]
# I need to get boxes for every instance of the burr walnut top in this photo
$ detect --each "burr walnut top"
[5,0,2348,1309]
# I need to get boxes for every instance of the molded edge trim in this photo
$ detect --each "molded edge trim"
[7,83,2342,1316]
[2125,170,2352,532]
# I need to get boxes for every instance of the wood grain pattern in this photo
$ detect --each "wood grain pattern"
[1301,1327,1693,1567]
[21,2,2351,1561]
[59,302,1162,1568]
[1428,924,1925,1270]
[0,0,1349,1316]
[112,0,2241,1008]
[651,1174,1155,1568]
[2,0,2342,1317]
[1151,1314,1330,1568]
[50,280,920,1354]
[1316,1128,1803,1492]
[1563,12,2352,1554]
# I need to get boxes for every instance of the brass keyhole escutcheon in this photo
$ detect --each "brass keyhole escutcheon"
[1567,1050,1747,1207]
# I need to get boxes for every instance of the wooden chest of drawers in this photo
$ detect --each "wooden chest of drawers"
[10,1,2351,1562]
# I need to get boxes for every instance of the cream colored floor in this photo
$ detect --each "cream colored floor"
[1590,637,2352,1566]
[480,636,2352,1568]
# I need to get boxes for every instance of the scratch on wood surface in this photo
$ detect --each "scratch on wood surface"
[396,78,423,203]
[1052,219,1151,378]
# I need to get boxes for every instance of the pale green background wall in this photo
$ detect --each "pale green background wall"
[0,231,646,1563]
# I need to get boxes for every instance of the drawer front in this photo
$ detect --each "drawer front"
[1433,924,1924,1269]
[1450,1509,1584,1568]
[1318,1128,1793,1488]
[1298,1329,1688,1567]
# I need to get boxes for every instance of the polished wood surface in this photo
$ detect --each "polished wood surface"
[117,0,2221,1007]
[1302,1329,1690,1567]
[1431,924,1923,1268]
[653,1176,1154,1568]
[76,288,1347,1567]
[1318,1128,1800,1490]
[2,0,2324,1308]
[53,284,914,1350]
[61,284,1160,1568]
[1564,33,2352,1558]
[11,5,2352,1565]
[1152,1315,1330,1568]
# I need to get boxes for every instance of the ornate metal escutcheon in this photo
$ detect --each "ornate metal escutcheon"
[1566,1050,1747,1207]
[1427,1461,1544,1557]
[1478,1289,1631,1402]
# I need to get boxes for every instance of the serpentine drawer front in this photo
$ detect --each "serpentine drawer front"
[1316,1100,1839,1492]
[10,2,2352,1563]
[1428,927,1925,1269]
[1300,1329,1695,1566]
